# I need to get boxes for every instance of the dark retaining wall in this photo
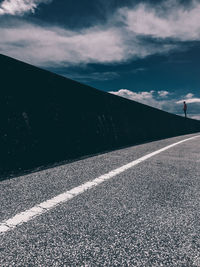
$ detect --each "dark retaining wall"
[0,54,200,179]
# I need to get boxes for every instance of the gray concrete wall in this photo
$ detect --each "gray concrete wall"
[0,54,200,179]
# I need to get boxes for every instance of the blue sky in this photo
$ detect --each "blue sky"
[0,0,200,119]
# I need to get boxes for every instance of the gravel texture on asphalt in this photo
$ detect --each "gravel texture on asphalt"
[0,133,200,266]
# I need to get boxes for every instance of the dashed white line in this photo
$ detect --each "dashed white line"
[0,135,199,234]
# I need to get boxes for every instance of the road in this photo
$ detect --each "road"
[0,133,200,266]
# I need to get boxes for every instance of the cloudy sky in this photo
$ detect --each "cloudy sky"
[1,0,200,119]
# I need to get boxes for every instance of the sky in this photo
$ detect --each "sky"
[0,0,200,119]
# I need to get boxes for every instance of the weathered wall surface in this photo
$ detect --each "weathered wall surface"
[0,54,200,179]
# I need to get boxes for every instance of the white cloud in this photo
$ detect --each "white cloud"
[110,89,155,102]
[120,0,200,41]
[186,93,194,98]
[0,0,52,16]
[0,20,177,67]
[176,98,200,104]
[0,23,125,66]
[158,91,169,97]
[176,93,200,104]
[109,89,161,108]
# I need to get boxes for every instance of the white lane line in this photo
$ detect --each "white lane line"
[0,135,199,234]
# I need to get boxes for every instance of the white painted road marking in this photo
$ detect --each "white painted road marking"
[0,135,199,234]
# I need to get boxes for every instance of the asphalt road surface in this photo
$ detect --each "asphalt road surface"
[0,133,200,266]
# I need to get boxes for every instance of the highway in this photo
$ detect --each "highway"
[0,133,200,266]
